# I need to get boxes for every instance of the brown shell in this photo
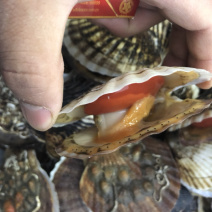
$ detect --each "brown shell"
[80,137,180,212]
[0,149,59,212]
[63,19,171,77]
[51,157,89,212]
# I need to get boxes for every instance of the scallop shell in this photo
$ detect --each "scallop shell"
[169,87,212,132]
[62,65,100,106]
[46,116,94,159]
[167,132,212,197]
[171,84,200,100]
[79,137,180,212]
[0,77,43,146]
[63,19,171,77]
[48,67,212,158]
[168,106,212,132]
[0,149,59,212]
[51,157,90,212]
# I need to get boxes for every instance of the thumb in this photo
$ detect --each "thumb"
[0,0,78,131]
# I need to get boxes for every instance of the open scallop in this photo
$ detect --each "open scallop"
[47,66,212,158]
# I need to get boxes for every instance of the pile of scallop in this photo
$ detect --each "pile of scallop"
[0,19,211,212]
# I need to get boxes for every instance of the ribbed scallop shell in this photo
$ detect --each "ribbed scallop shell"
[0,149,59,212]
[168,132,212,197]
[47,67,212,158]
[63,19,171,77]
[80,137,180,212]
[51,157,89,212]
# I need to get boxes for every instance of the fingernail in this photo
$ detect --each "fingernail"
[20,102,53,131]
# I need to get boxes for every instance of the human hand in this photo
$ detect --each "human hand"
[92,0,212,89]
[0,0,87,131]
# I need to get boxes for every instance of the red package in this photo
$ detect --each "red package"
[69,0,139,18]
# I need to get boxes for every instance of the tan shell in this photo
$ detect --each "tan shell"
[0,149,59,212]
[168,132,212,197]
[63,19,171,77]
[47,67,212,158]
[80,137,180,212]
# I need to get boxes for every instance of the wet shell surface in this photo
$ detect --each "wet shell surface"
[64,19,171,77]
[48,66,212,158]
[80,137,180,212]
[0,149,59,212]
[167,131,212,198]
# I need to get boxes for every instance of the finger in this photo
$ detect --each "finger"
[145,0,212,88]
[142,0,212,31]
[187,28,212,88]
[0,0,78,131]
[163,26,212,88]
[91,7,164,37]
[163,25,188,67]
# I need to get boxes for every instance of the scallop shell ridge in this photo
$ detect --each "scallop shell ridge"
[64,19,171,77]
